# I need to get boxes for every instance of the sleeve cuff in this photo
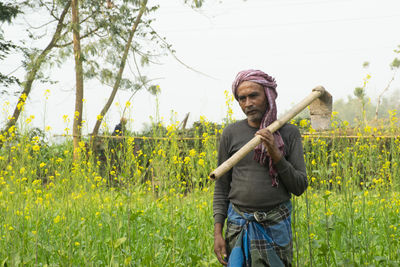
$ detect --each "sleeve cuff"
[214,213,226,224]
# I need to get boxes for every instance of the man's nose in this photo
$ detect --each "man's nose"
[244,97,253,107]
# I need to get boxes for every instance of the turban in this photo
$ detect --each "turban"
[232,69,284,187]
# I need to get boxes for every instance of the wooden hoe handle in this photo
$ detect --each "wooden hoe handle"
[209,86,329,180]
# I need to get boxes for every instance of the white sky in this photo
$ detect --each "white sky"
[1,0,400,135]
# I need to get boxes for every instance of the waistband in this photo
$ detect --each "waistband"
[229,200,292,224]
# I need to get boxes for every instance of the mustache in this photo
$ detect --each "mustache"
[245,105,269,112]
[245,107,258,114]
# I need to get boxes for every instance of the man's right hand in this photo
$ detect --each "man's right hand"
[214,223,227,265]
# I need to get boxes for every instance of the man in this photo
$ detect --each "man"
[213,70,308,266]
[112,117,127,136]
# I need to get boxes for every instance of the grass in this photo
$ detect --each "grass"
[0,107,400,265]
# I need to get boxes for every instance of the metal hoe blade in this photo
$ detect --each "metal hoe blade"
[309,89,332,130]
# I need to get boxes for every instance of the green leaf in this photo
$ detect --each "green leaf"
[124,256,132,265]
[1,257,8,267]
[114,237,127,249]
[390,58,400,69]
[374,256,388,263]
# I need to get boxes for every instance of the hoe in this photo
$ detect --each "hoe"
[209,86,333,180]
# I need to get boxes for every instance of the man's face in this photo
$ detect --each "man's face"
[236,81,268,127]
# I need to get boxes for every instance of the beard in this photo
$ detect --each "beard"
[245,107,265,124]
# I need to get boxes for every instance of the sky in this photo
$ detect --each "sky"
[1,0,400,135]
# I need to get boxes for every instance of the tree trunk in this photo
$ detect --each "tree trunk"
[0,1,71,149]
[91,0,148,138]
[71,0,84,161]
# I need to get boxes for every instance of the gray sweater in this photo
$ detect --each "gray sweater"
[213,119,308,224]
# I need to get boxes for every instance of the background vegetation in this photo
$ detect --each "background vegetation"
[1,105,400,265]
[1,0,400,266]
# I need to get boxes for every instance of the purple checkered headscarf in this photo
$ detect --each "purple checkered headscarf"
[232,69,285,187]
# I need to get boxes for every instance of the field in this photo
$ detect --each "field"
[1,112,400,266]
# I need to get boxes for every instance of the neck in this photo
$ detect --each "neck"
[247,119,261,128]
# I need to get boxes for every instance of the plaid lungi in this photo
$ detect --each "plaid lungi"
[225,201,293,267]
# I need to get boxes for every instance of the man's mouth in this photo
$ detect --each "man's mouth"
[246,110,257,115]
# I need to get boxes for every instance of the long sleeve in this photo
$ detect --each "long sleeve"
[213,132,232,224]
[212,121,307,220]
[275,125,308,196]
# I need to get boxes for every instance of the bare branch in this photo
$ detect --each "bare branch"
[94,31,107,38]
[375,70,397,120]
[119,51,149,118]
[38,0,58,20]
[134,49,163,65]
[148,25,218,80]
[127,58,164,83]
[23,17,57,30]
[6,64,23,76]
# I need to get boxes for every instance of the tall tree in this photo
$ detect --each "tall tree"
[0,1,72,149]
[1,0,156,148]
[90,0,148,138]
[88,0,209,138]
[71,0,83,160]
[1,0,206,150]
[54,0,164,140]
